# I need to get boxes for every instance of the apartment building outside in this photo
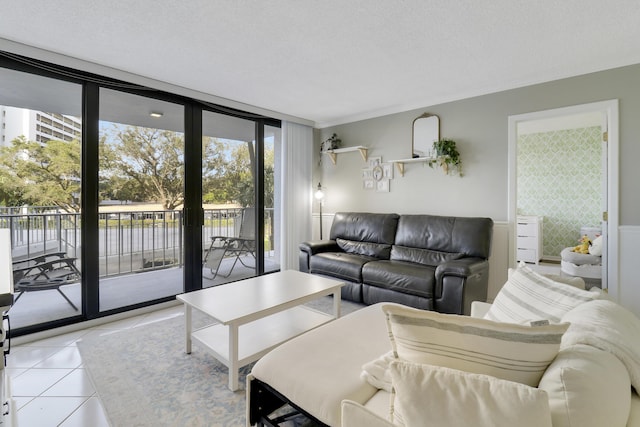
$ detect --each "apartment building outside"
[0,105,81,146]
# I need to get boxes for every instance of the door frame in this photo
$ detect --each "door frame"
[507,100,619,296]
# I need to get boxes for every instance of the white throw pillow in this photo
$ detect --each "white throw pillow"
[541,273,585,289]
[538,344,631,427]
[484,262,601,324]
[589,235,603,256]
[389,361,552,427]
[382,304,569,387]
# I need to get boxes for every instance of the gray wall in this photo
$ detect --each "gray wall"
[315,63,640,225]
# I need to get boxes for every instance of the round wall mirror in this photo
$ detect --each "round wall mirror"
[412,113,440,158]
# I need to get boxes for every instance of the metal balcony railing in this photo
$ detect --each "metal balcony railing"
[1,207,274,278]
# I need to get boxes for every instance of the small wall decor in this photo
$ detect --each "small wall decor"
[363,157,393,191]
[382,162,394,179]
[376,179,390,192]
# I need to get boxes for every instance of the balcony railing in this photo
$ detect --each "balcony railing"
[1,207,274,278]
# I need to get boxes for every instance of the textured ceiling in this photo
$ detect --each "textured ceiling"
[1,0,640,127]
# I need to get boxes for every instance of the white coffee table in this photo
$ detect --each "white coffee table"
[176,270,345,391]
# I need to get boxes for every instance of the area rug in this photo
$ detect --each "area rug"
[78,297,364,427]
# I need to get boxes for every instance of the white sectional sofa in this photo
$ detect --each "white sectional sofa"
[247,264,640,427]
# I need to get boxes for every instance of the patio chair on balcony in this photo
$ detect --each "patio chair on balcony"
[203,208,256,279]
[12,252,80,311]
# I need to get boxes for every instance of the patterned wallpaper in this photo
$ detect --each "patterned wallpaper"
[517,126,602,258]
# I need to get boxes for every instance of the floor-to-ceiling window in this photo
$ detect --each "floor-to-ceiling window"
[263,125,281,273]
[200,111,280,286]
[0,66,83,330]
[0,52,281,336]
[98,88,185,311]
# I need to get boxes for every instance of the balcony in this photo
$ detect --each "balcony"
[1,207,279,331]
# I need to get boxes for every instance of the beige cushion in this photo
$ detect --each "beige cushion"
[538,344,631,427]
[484,262,601,324]
[250,303,394,427]
[630,392,640,427]
[390,361,552,427]
[382,304,568,387]
[342,400,394,427]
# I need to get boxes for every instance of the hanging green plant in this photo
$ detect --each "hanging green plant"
[321,133,342,152]
[429,138,462,176]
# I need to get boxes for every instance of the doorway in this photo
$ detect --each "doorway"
[508,100,619,291]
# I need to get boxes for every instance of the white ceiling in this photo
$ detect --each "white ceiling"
[1,0,640,128]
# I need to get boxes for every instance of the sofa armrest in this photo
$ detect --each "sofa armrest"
[299,240,341,272]
[470,301,492,318]
[342,400,395,427]
[434,258,490,315]
[435,257,487,280]
[299,240,340,255]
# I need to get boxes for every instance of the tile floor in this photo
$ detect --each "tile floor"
[6,304,184,426]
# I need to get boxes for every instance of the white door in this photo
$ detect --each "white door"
[600,113,608,290]
[508,100,619,293]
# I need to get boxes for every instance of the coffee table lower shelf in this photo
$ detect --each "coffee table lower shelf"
[191,306,333,390]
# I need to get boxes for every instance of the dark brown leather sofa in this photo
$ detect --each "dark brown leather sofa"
[299,212,493,315]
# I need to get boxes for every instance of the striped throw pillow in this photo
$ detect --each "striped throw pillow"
[484,263,601,324]
[382,304,569,387]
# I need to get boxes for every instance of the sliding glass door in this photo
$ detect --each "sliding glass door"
[201,111,257,286]
[264,125,281,274]
[0,67,83,329]
[0,53,281,335]
[98,88,185,311]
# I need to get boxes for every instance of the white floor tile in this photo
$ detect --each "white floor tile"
[21,330,89,348]
[11,396,34,411]
[133,305,183,327]
[59,396,110,427]
[7,346,63,368]
[41,369,95,397]
[8,305,177,425]
[35,347,83,369]
[75,328,122,342]
[90,315,143,330]
[12,368,73,397]
[5,367,27,379]
[15,396,87,427]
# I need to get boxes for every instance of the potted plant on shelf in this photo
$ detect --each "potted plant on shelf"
[430,138,462,176]
[321,133,341,152]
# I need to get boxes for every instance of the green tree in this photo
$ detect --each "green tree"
[100,126,185,210]
[0,136,81,212]
[0,128,275,212]
[201,138,274,208]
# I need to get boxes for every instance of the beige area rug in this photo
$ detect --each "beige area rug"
[77,297,364,427]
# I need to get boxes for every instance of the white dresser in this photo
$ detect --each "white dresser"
[516,215,543,264]
[0,230,14,426]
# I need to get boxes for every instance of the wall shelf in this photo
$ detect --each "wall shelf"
[322,146,368,165]
[390,157,435,176]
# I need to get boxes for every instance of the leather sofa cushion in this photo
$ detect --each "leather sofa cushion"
[362,260,436,298]
[394,215,493,258]
[330,212,399,245]
[310,252,375,283]
[337,238,392,259]
[391,245,463,266]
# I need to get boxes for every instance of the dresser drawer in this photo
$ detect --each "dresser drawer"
[517,248,538,263]
[517,236,538,249]
[517,222,538,236]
